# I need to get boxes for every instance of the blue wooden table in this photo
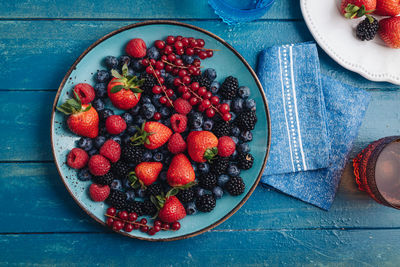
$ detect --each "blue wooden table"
[1,1,400,265]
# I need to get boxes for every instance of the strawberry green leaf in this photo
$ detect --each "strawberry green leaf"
[122,63,129,77]
[111,69,123,79]
[130,88,143,93]
[204,147,218,162]
[82,104,92,112]
[110,85,124,93]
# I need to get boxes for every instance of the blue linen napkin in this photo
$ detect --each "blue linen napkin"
[257,43,371,210]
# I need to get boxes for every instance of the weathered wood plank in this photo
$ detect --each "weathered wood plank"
[1,162,400,233]
[0,0,300,20]
[0,90,398,161]
[0,229,399,266]
[0,20,398,90]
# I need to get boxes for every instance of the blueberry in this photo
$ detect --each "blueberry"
[203,68,217,81]
[111,179,122,191]
[111,136,122,144]
[92,98,105,111]
[131,59,144,72]
[147,46,160,60]
[121,112,133,125]
[227,164,240,177]
[182,55,194,65]
[129,105,141,116]
[237,143,250,153]
[189,112,204,129]
[195,187,206,197]
[191,127,203,132]
[212,186,224,199]
[94,83,107,98]
[105,56,119,69]
[136,188,146,198]
[191,163,198,173]
[88,148,97,156]
[127,125,138,135]
[231,150,238,161]
[159,171,167,182]
[238,86,250,99]
[96,70,110,83]
[240,131,253,142]
[94,136,106,148]
[78,137,93,151]
[152,94,163,108]
[198,162,210,174]
[245,99,256,111]
[232,99,244,113]
[135,115,145,126]
[160,69,166,78]
[141,150,153,162]
[230,112,237,121]
[126,67,135,76]
[160,107,171,118]
[121,134,131,144]
[98,109,114,121]
[218,174,230,187]
[162,119,171,128]
[141,103,156,120]
[126,190,136,201]
[77,168,92,181]
[153,152,164,162]
[210,81,220,94]
[118,55,131,67]
[141,95,152,104]
[122,178,131,189]
[99,127,108,137]
[231,126,240,137]
[203,119,214,131]
[165,74,175,87]
[230,136,239,144]
[165,156,172,165]
[186,202,197,215]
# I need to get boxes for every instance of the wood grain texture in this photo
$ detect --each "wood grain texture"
[0,0,300,20]
[0,20,399,91]
[1,162,400,233]
[1,230,399,266]
[0,90,398,161]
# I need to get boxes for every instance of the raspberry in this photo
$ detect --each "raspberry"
[89,183,110,202]
[174,98,192,115]
[217,136,236,157]
[99,139,121,163]
[105,115,127,135]
[67,148,89,169]
[167,133,187,154]
[126,38,147,58]
[88,154,111,176]
[170,114,187,133]
[73,83,95,104]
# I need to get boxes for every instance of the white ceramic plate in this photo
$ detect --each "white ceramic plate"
[301,0,400,85]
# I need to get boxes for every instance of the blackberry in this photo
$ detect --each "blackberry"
[126,200,144,216]
[145,183,163,197]
[356,16,379,41]
[106,190,127,210]
[92,172,114,185]
[210,156,229,175]
[196,194,216,212]
[121,145,144,165]
[220,76,238,100]
[212,121,231,138]
[191,75,211,90]
[176,188,195,204]
[237,153,254,170]
[140,73,157,95]
[225,176,245,196]
[199,173,218,190]
[236,110,257,131]
[112,161,131,178]
[142,200,157,216]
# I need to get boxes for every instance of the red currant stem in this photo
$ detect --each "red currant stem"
[180,82,226,119]
[148,62,174,107]
[162,60,204,69]
[193,47,219,51]
[104,214,176,231]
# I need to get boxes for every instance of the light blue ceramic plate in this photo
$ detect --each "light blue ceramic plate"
[51,21,271,241]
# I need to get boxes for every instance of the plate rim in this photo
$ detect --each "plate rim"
[50,20,271,242]
[300,0,400,85]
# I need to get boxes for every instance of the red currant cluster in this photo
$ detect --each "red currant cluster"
[105,207,180,236]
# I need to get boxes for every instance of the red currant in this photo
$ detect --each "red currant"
[140,226,149,233]
[164,45,173,54]
[171,222,181,231]
[166,89,174,97]
[188,65,196,74]
[197,87,207,96]
[186,47,194,55]
[112,220,124,231]
[182,92,191,100]
[133,223,140,230]
[106,217,114,227]
[167,54,176,62]
[154,220,162,227]
[155,40,165,49]
[154,225,161,232]
[223,113,232,121]
[210,96,220,105]
[182,76,191,84]
[172,68,179,76]
[162,223,170,230]
[141,58,149,66]
[190,82,200,91]
[146,66,153,74]
[154,69,161,77]
[193,59,201,66]
[173,78,182,87]
[174,41,183,50]
[158,77,165,84]
[106,207,116,216]
[124,223,134,232]
[161,55,168,61]
[153,112,161,121]
[155,61,164,70]
[198,104,206,112]
[189,97,199,106]
[204,91,212,99]
[189,39,198,47]
[207,50,213,57]
[165,65,173,72]
[181,37,189,47]
[166,36,175,44]
[176,35,183,41]
[199,51,208,59]
[176,48,184,55]
[206,108,216,118]
[196,39,205,47]
[140,218,147,224]
[201,99,211,109]
[175,59,183,66]
[118,211,128,220]
[219,103,230,113]
[152,85,162,94]
[128,212,138,221]
[147,228,156,236]
[159,96,167,104]
[194,69,201,76]
[178,69,188,78]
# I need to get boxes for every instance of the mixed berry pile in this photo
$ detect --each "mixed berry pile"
[58,35,258,236]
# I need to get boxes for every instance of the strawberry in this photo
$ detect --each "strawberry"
[168,133,187,154]
[57,92,99,138]
[157,196,186,223]
[67,148,89,169]
[129,162,163,187]
[126,38,147,58]
[167,154,195,187]
[187,131,218,163]
[217,136,236,157]
[341,0,376,18]
[379,16,400,48]
[99,139,121,163]
[131,121,172,150]
[107,64,144,110]
[375,0,400,16]
[89,183,110,202]
[73,83,95,104]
